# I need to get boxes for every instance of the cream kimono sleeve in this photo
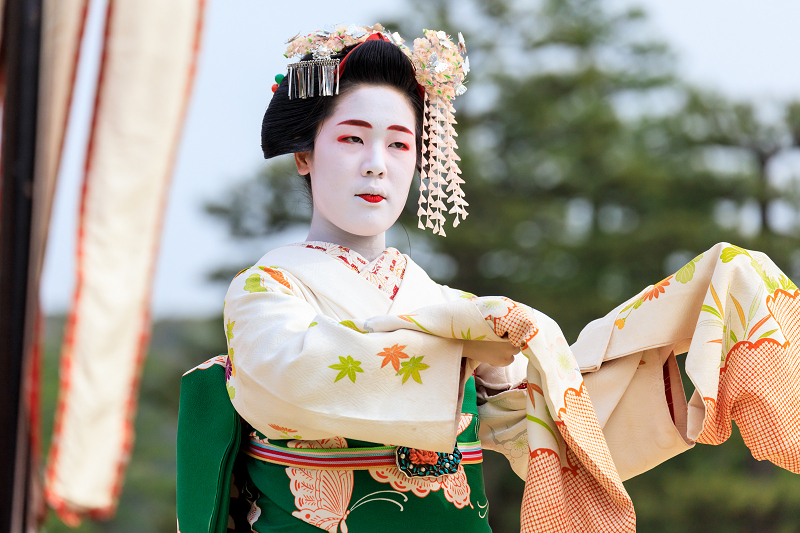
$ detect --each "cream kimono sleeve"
[433,285,531,478]
[223,265,466,453]
[472,357,530,479]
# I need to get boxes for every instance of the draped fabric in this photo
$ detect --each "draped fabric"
[222,242,799,531]
[225,245,472,453]
[518,242,799,531]
[44,0,206,523]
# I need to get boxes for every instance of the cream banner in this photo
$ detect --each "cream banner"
[45,0,205,523]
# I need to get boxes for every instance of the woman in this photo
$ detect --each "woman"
[219,28,524,532]
[178,24,800,533]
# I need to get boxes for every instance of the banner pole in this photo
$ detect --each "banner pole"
[0,0,43,530]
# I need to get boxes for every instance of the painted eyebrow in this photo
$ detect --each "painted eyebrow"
[337,119,372,128]
[388,125,413,135]
[336,120,412,135]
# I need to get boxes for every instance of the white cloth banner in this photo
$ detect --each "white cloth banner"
[45,0,205,523]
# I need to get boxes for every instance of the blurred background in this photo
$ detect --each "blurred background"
[39,0,800,531]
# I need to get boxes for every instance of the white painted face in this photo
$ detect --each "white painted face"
[295,85,417,237]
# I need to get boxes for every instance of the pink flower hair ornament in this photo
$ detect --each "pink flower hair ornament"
[281,24,470,236]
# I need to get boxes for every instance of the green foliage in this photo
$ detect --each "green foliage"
[205,159,311,281]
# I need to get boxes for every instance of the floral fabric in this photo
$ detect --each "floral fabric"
[221,241,800,532]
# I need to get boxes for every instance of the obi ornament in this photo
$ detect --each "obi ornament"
[395,445,463,478]
[279,23,470,237]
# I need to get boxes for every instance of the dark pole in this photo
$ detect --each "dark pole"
[0,0,42,531]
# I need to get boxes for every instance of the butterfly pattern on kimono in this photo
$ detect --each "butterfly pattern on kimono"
[286,412,478,531]
[286,437,355,533]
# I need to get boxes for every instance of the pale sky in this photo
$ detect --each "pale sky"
[40,0,800,318]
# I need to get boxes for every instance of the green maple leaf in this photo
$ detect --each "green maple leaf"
[329,355,364,383]
[396,356,430,384]
[226,319,235,341]
[244,273,268,293]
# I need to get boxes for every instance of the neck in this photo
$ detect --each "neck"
[306,213,386,262]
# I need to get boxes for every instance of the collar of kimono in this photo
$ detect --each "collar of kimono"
[291,241,407,300]
[259,245,446,319]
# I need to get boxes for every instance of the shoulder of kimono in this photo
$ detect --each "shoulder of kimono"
[224,263,305,304]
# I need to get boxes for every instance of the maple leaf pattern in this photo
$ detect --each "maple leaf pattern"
[244,272,269,293]
[329,356,364,383]
[396,356,429,384]
[377,344,409,372]
[259,266,292,290]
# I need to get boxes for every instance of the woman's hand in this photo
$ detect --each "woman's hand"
[461,340,519,367]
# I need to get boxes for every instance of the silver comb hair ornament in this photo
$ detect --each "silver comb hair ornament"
[287,58,340,100]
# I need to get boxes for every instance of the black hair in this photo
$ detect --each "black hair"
[261,39,424,188]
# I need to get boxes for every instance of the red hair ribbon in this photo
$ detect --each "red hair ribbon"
[339,32,426,101]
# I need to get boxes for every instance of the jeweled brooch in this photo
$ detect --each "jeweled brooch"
[395,446,462,478]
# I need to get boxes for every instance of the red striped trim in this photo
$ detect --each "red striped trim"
[245,439,483,471]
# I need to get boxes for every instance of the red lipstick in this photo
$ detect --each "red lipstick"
[357,194,384,203]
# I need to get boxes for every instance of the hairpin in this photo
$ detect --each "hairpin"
[271,73,284,93]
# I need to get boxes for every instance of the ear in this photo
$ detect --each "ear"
[294,151,312,175]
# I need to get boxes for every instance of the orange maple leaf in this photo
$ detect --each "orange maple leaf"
[268,423,296,433]
[377,344,409,372]
[259,266,292,289]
